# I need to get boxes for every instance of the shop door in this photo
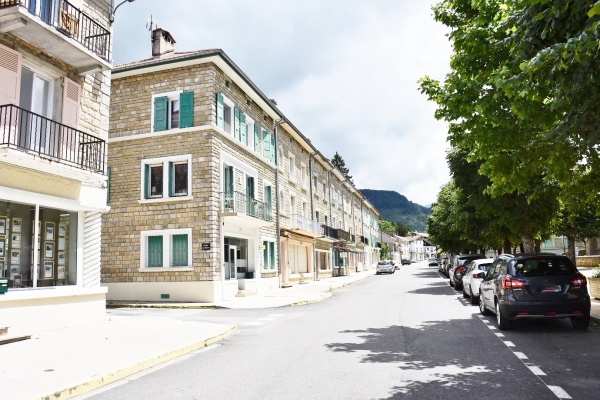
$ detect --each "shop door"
[226,245,237,280]
[289,244,308,274]
[19,68,53,153]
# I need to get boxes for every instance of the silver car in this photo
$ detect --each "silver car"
[376,260,395,274]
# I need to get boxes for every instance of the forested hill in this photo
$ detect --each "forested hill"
[361,189,430,232]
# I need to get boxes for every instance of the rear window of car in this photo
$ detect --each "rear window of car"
[510,257,576,277]
[478,263,492,272]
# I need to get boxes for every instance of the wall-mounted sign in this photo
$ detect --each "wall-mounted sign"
[340,252,348,258]
[202,242,211,251]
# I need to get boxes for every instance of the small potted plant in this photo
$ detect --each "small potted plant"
[589,266,600,300]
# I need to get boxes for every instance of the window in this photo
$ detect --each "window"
[262,129,275,163]
[141,155,192,201]
[141,229,192,269]
[263,240,276,269]
[301,164,307,187]
[216,93,235,134]
[323,181,327,198]
[245,116,255,148]
[264,184,272,209]
[315,211,320,222]
[288,154,295,180]
[153,91,193,132]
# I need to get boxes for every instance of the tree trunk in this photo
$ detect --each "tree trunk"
[503,237,511,254]
[534,239,541,253]
[567,234,576,265]
[521,227,534,253]
[587,237,599,255]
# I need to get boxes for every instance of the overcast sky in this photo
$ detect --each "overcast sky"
[111,0,451,206]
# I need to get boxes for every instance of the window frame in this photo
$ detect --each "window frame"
[152,90,183,132]
[140,228,193,270]
[140,155,193,203]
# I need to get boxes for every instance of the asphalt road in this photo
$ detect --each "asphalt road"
[81,262,600,399]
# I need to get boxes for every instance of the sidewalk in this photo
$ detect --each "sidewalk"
[1,270,375,400]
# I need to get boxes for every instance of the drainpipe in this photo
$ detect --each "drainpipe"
[309,153,317,281]
[274,119,283,287]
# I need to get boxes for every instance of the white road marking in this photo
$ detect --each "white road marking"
[495,332,505,337]
[528,365,546,376]
[514,352,528,360]
[548,386,572,399]
[503,341,515,347]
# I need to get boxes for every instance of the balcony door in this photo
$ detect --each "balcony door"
[19,67,53,153]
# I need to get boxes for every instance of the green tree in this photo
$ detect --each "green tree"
[331,152,353,183]
[395,221,410,237]
[379,220,396,233]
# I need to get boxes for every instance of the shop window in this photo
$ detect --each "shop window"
[0,200,77,288]
[263,240,276,270]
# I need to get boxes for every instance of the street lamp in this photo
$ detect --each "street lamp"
[110,0,136,23]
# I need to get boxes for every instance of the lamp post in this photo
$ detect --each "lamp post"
[110,0,136,23]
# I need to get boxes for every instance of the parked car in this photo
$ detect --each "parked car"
[462,259,493,304]
[376,260,395,274]
[428,259,439,267]
[401,259,411,265]
[479,253,591,330]
[390,260,400,270]
[410,258,417,263]
[439,256,449,274]
[449,254,486,289]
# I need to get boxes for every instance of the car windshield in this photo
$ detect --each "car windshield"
[510,257,576,277]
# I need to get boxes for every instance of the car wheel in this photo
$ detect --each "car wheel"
[376,272,380,275]
[496,301,512,330]
[571,315,590,330]
[449,277,454,287]
[462,286,469,298]
[455,279,462,290]
[470,293,478,305]
[479,293,491,316]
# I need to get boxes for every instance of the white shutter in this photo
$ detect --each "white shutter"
[0,43,21,106]
[62,77,81,128]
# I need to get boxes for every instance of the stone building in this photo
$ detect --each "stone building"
[102,29,380,302]
[0,0,113,333]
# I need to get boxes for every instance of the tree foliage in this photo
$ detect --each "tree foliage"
[420,0,600,251]
[331,152,353,183]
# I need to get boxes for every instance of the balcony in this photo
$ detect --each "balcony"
[0,0,111,73]
[289,214,320,237]
[220,191,272,224]
[0,104,106,175]
[359,235,369,246]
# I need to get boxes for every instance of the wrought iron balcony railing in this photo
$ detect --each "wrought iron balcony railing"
[0,104,106,173]
[0,0,111,61]
[321,224,334,238]
[220,191,272,222]
[290,214,320,235]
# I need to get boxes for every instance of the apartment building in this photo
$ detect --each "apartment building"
[102,29,380,302]
[0,0,112,333]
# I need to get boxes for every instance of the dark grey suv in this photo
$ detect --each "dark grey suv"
[449,254,486,290]
[479,253,591,330]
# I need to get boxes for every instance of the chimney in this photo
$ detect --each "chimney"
[152,28,176,57]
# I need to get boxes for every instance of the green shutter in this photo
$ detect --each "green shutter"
[234,107,240,140]
[254,124,260,152]
[172,234,188,267]
[154,96,168,132]
[168,162,173,197]
[147,236,163,267]
[106,166,111,203]
[144,164,150,199]
[179,92,194,128]
[216,93,224,129]
[239,113,247,145]
[263,240,268,268]
[262,130,271,160]
[270,134,276,164]
[265,185,272,208]
[269,242,275,269]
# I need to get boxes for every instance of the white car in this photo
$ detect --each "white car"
[462,258,493,304]
[376,260,395,274]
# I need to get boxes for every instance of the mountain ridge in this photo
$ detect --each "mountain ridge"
[360,189,430,232]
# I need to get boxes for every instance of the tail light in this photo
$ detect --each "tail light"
[570,274,587,287]
[502,277,525,290]
[456,266,465,274]
[472,273,480,278]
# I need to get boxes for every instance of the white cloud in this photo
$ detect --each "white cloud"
[112,0,451,205]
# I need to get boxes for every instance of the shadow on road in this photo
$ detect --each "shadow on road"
[406,281,454,296]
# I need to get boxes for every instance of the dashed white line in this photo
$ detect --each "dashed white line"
[548,386,572,399]
[495,332,505,337]
[503,341,515,347]
[514,352,528,360]
[527,365,547,376]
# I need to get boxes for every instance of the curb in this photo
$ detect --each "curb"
[38,325,238,400]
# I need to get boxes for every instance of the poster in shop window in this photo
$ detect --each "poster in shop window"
[11,234,20,249]
[0,216,5,235]
[0,240,4,257]
[45,222,55,241]
[45,242,54,259]
[44,261,53,279]
[11,249,19,264]
[57,265,65,279]
[12,218,21,233]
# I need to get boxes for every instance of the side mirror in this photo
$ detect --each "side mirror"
[476,272,486,279]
